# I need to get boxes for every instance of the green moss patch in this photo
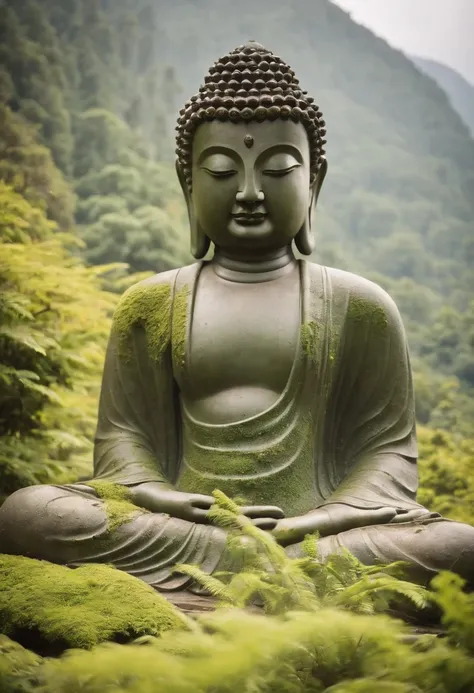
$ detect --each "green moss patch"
[301,320,319,362]
[0,555,188,656]
[112,281,172,362]
[172,285,189,370]
[0,635,42,693]
[348,296,389,331]
[178,417,314,516]
[86,481,146,532]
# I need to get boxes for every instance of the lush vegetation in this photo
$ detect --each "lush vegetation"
[0,554,187,654]
[1,494,474,692]
[0,0,473,688]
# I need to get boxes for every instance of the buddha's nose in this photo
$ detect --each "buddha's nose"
[236,175,265,207]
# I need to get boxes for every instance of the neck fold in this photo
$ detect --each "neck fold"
[212,246,296,283]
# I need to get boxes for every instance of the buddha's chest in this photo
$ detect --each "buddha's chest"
[181,267,300,402]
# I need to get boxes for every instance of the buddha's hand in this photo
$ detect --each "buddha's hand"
[129,482,215,524]
[240,505,285,530]
[272,503,400,547]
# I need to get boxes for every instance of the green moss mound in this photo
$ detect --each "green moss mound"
[0,635,42,693]
[2,607,473,693]
[0,556,188,655]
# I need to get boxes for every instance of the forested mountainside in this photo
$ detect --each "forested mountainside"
[412,56,474,138]
[0,0,473,525]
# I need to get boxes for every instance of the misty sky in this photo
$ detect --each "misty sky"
[331,0,474,85]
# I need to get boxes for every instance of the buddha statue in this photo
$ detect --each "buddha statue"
[0,41,473,592]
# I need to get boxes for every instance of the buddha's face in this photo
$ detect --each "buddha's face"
[190,119,313,254]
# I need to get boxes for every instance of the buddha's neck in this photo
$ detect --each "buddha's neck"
[212,246,297,283]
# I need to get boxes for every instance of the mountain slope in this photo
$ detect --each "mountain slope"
[141,0,474,303]
[412,56,474,137]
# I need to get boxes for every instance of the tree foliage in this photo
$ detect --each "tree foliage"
[0,183,116,498]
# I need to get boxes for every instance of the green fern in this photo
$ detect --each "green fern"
[431,572,474,654]
[173,564,235,605]
[181,492,432,620]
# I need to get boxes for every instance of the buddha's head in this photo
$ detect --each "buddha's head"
[176,41,327,259]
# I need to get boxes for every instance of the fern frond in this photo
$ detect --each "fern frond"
[207,505,243,530]
[226,571,271,608]
[331,575,430,613]
[173,564,235,604]
[212,489,242,515]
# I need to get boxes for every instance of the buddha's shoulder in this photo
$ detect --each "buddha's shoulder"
[117,264,198,304]
[129,264,197,290]
[112,264,200,338]
[306,262,403,327]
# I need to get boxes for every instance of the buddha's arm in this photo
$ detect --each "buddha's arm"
[321,283,420,513]
[93,325,169,487]
[87,272,218,523]
[93,324,221,521]
[275,275,426,545]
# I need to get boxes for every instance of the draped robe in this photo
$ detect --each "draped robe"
[94,260,423,509]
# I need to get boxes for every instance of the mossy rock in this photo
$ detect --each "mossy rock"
[0,635,42,693]
[0,555,189,656]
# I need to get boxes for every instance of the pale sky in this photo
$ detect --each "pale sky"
[331,0,474,85]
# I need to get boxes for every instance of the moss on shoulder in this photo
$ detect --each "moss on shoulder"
[172,284,189,370]
[86,481,147,532]
[300,320,320,362]
[347,295,389,331]
[0,555,188,655]
[112,281,172,363]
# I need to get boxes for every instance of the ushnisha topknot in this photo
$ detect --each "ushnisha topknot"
[176,40,327,191]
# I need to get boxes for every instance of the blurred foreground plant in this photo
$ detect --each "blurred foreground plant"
[1,492,474,692]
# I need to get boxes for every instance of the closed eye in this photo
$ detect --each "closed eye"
[262,165,301,177]
[201,167,237,178]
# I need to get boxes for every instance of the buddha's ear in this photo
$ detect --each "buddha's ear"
[176,160,191,207]
[295,157,328,256]
[175,160,210,259]
[311,156,328,210]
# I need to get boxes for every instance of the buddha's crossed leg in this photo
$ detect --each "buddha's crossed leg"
[0,484,227,591]
[307,518,474,587]
[1,484,473,591]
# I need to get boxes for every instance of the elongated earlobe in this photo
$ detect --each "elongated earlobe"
[190,216,211,259]
[295,213,315,255]
[295,157,328,256]
[176,160,211,259]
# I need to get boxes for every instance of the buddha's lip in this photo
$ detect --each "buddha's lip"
[232,213,268,223]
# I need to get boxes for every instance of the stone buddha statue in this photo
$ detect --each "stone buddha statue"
[1,41,473,591]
